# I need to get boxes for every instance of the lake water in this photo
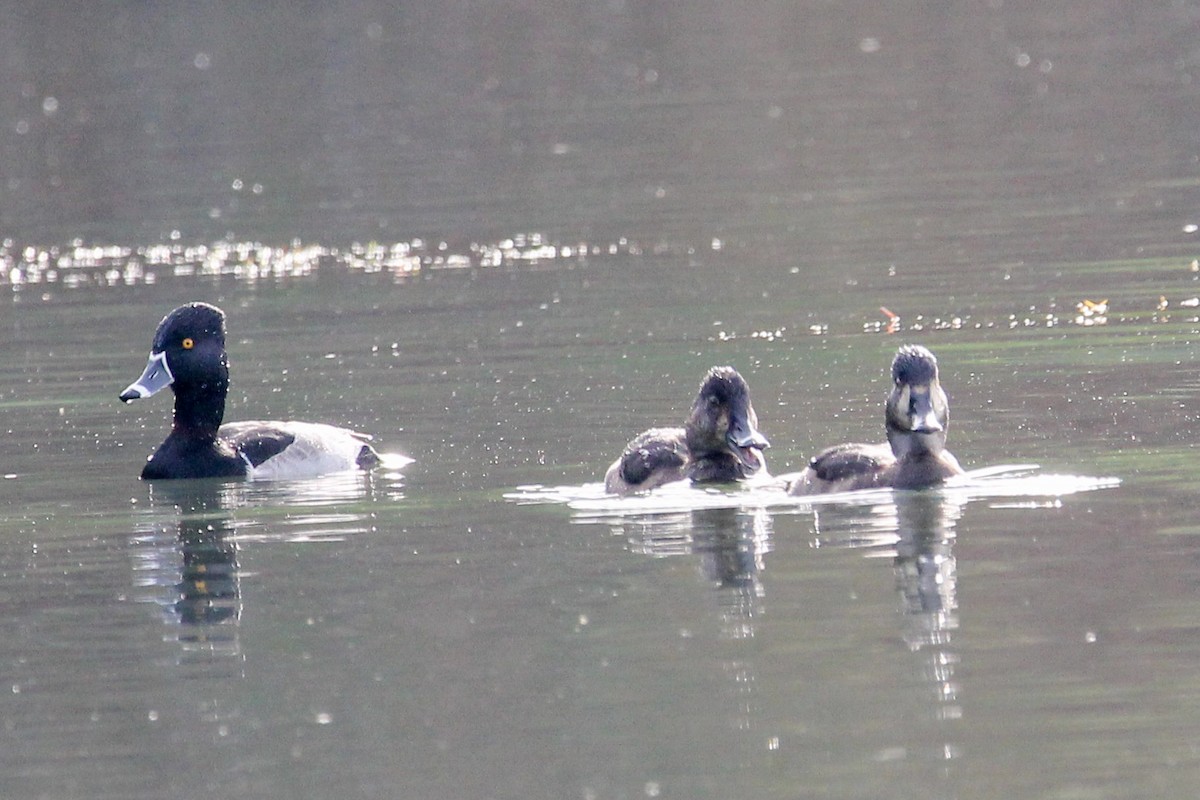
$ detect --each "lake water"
[3,2,1200,798]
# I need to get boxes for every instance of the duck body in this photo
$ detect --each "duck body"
[121,302,382,481]
[786,345,963,496]
[137,420,381,481]
[603,427,688,494]
[605,366,770,495]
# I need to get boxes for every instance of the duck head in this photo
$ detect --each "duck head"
[685,365,770,473]
[120,303,230,431]
[885,344,950,459]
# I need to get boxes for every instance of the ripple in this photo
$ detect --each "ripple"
[504,465,1120,520]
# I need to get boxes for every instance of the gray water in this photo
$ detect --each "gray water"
[3,2,1200,798]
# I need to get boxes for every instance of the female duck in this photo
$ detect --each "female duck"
[605,366,770,495]
[786,345,963,495]
[120,302,383,480]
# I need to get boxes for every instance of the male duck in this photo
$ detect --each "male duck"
[604,366,770,495]
[119,302,382,480]
[786,345,963,495]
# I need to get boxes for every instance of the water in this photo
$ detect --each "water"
[3,1,1200,798]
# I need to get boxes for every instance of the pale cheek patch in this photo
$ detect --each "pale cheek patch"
[932,385,949,417]
[894,386,912,429]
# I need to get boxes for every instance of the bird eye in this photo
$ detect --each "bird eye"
[182,337,194,350]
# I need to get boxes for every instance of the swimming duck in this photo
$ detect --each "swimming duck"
[119,302,382,480]
[785,345,963,495]
[604,366,770,495]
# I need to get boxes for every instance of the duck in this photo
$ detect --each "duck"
[785,344,963,495]
[119,302,383,480]
[604,366,771,495]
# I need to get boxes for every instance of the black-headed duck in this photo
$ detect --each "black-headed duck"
[786,345,963,495]
[605,366,770,495]
[119,302,383,480]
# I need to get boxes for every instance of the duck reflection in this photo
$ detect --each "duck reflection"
[131,481,246,661]
[174,512,240,627]
[689,508,772,734]
[620,507,773,631]
[129,469,402,667]
[813,491,963,726]
[893,494,959,650]
[608,507,773,735]
[893,494,962,725]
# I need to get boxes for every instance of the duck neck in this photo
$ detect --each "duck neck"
[171,379,227,442]
[687,451,741,482]
[887,426,945,461]
[685,429,720,460]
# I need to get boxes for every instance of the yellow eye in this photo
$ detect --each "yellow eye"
[182,337,194,350]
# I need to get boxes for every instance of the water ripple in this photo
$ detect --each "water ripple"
[504,465,1120,520]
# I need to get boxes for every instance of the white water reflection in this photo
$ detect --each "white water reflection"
[506,464,1119,516]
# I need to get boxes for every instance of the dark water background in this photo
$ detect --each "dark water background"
[4,2,1200,798]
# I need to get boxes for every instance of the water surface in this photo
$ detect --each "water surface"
[3,2,1200,798]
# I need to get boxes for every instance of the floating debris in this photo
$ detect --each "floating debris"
[1074,298,1108,326]
[750,327,786,342]
[865,306,901,334]
[880,306,900,334]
